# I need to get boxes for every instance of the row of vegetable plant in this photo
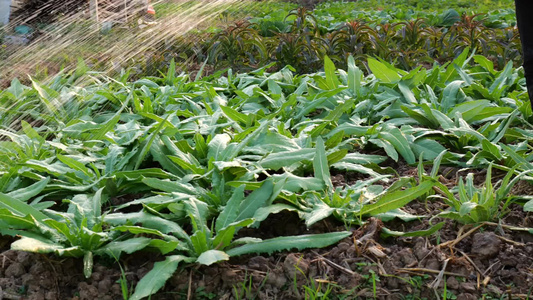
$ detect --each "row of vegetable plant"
[143,6,521,78]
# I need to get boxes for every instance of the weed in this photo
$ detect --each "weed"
[232,271,268,300]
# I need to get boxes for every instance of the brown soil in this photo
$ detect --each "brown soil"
[1,198,532,300]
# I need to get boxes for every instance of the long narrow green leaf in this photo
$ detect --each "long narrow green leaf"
[379,127,415,164]
[260,148,315,170]
[95,237,152,258]
[134,115,170,170]
[142,178,197,195]
[236,179,273,221]
[215,185,245,232]
[360,181,434,216]
[314,137,333,190]
[324,55,341,90]
[130,255,194,300]
[0,193,49,221]
[184,198,210,232]
[226,232,351,256]
[347,55,363,96]
[6,177,50,202]
[0,209,38,229]
[367,57,401,83]
[104,211,190,242]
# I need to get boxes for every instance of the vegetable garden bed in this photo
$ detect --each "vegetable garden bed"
[1,51,532,299]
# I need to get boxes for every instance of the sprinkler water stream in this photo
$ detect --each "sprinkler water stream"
[0,0,267,129]
[1,0,263,83]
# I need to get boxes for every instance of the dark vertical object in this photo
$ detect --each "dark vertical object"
[515,0,533,108]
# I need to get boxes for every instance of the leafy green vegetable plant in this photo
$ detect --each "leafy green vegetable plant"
[0,188,132,278]
[430,165,526,224]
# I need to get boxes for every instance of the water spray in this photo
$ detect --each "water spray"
[1,0,268,131]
